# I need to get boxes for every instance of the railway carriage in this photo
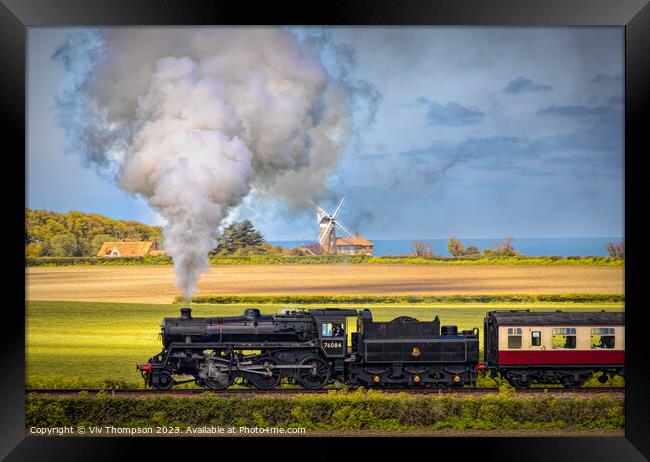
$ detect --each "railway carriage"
[483,310,625,388]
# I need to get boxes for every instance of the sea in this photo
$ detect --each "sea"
[269,237,624,257]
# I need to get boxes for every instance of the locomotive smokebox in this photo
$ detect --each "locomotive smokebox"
[180,307,192,320]
[244,308,261,320]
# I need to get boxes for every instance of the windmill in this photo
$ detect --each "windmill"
[313,197,356,254]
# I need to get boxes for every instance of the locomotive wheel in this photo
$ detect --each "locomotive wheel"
[247,357,281,390]
[297,357,330,389]
[202,371,235,390]
[153,371,174,391]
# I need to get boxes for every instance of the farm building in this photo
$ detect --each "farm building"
[335,236,375,256]
[97,241,164,257]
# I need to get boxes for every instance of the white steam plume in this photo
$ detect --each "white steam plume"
[53,28,365,299]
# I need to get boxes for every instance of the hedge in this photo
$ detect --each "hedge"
[25,390,624,431]
[26,255,624,267]
[185,294,625,305]
[26,255,174,266]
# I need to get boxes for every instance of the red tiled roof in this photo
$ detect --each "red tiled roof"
[335,236,374,247]
[97,241,156,257]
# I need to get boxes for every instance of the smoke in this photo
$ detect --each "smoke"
[52,27,364,299]
[388,153,472,190]
[345,207,375,235]
[418,155,470,185]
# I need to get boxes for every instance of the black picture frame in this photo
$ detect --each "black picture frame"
[3,0,649,459]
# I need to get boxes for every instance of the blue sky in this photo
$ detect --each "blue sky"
[27,27,624,240]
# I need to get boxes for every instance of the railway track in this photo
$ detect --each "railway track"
[26,387,625,397]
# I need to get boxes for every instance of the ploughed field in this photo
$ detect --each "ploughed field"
[26,300,624,387]
[26,264,624,304]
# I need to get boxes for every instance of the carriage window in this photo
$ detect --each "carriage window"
[591,328,615,349]
[507,327,522,349]
[531,331,541,346]
[552,328,576,349]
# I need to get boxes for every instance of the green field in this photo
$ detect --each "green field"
[26,300,624,388]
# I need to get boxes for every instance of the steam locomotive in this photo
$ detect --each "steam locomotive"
[136,307,624,390]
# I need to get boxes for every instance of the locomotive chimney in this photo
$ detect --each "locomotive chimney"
[180,308,192,320]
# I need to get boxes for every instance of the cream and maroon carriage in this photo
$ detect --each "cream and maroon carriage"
[483,310,624,388]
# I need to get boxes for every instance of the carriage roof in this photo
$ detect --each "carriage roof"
[486,310,624,326]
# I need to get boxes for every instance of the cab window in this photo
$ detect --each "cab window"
[531,331,542,346]
[321,323,333,337]
[552,328,576,349]
[321,322,344,337]
[507,327,522,349]
[591,327,615,349]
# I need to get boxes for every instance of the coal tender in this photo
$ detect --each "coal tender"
[137,307,480,390]
[349,310,480,387]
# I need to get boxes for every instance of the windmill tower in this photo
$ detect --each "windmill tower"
[314,197,356,254]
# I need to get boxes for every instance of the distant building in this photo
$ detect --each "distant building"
[314,197,374,256]
[97,241,164,257]
[335,236,374,256]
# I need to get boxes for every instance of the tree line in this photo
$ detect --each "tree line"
[413,236,624,258]
[412,235,520,258]
[25,209,163,257]
[26,208,625,259]
[26,209,279,258]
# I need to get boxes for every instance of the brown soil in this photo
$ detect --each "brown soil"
[25,264,624,304]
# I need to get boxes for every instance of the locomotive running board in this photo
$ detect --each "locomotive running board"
[156,341,319,367]
[167,341,318,349]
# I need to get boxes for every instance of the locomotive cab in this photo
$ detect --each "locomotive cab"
[310,309,358,358]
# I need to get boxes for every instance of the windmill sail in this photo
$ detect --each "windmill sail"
[335,220,356,238]
[314,197,358,253]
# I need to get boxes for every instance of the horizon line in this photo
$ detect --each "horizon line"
[268,236,625,242]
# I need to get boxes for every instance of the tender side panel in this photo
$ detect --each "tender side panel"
[364,339,469,363]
